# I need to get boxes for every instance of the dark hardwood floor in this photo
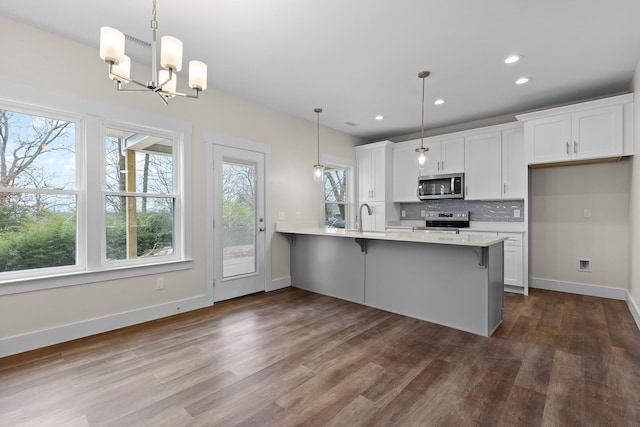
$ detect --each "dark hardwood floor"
[1,287,639,426]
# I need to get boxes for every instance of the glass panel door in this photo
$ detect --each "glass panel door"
[222,160,256,278]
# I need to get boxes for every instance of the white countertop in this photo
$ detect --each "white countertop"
[275,224,507,247]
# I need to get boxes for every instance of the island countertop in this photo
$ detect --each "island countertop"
[275,224,507,248]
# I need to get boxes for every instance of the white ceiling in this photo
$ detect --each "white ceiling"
[2,0,640,141]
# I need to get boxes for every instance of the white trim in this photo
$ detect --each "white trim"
[321,154,356,230]
[269,276,291,292]
[0,294,209,358]
[627,291,640,331]
[530,277,628,300]
[203,132,272,305]
[0,80,194,295]
[515,93,634,122]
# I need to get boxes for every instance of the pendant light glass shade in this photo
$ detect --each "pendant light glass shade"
[313,108,324,182]
[313,164,325,182]
[416,146,428,167]
[415,71,431,170]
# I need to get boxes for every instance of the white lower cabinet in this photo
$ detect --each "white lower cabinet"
[499,233,523,288]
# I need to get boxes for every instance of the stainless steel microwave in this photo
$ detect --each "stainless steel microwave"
[418,173,464,200]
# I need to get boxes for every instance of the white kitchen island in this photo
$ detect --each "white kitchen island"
[277,225,506,337]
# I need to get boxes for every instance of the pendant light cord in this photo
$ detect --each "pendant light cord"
[421,75,425,148]
[315,108,322,164]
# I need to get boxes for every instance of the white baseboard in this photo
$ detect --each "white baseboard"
[268,276,291,292]
[0,295,210,359]
[530,277,628,300]
[627,292,640,331]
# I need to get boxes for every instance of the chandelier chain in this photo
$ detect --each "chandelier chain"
[152,0,157,24]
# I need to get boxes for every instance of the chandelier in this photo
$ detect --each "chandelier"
[99,0,207,105]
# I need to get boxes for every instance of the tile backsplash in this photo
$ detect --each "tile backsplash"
[400,199,525,222]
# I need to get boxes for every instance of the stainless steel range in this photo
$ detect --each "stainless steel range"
[416,211,470,233]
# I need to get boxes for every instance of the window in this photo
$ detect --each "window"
[0,94,191,292]
[0,107,80,274]
[105,128,176,262]
[324,166,348,228]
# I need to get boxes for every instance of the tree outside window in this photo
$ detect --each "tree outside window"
[324,167,347,228]
[104,128,175,261]
[0,109,77,273]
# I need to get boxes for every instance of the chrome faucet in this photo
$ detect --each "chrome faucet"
[357,203,373,232]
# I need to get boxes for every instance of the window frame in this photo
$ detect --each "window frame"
[320,155,355,230]
[100,120,183,268]
[0,86,193,296]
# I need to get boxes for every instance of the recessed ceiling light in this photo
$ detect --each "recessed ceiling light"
[505,54,522,64]
[375,115,384,120]
[515,77,530,85]
[434,99,445,105]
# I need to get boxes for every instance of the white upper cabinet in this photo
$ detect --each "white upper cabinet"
[517,94,633,166]
[392,140,420,202]
[464,131,502,200]
[355,141,396,231]
[421,137,465,176]
[357,143,390,202]
[464,125,525,200]
[501,127,525,199]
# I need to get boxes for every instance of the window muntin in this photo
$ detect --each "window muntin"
[0,108,79,273]
[104,127,176,263]
[324,167,347,228]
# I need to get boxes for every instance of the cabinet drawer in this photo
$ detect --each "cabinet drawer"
[498,233,522,246]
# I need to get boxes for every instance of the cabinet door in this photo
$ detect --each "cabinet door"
[357,150,373,202]
[502,128,525,199]
[371,148,386,201]
[503,245,523,287]
[464,132,502,200]
[441,137,465,173]
[572,105,623,160]
[420,141,441,176]
[525,115,571,164]
[393,143,420,202]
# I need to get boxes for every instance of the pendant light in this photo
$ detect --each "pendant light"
[313,108,325,182]
[415,71,431,168]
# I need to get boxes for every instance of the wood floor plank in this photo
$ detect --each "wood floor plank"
[1,287,639,426]
[541,349,585,426]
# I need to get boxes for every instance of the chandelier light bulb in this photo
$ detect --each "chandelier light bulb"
[109,55,131,82]
[99,27,125,64]
[160,36,183,71]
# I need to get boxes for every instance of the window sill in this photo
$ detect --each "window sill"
[0,259,194,296]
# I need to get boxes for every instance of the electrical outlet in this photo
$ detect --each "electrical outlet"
[401,210,406,218]
[278,211,285,221]
[155,278,164,290]
[514,209,520,218]
[420,210,426,218]
[584,208,592,218]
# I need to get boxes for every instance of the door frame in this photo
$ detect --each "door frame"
[204,132,272,305]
